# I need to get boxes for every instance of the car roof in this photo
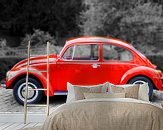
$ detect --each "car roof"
[66,36,133,49]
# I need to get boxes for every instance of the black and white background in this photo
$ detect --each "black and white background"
[0,0,163,81]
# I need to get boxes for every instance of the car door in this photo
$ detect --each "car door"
[56,43,103,91]
[100,43,135,84]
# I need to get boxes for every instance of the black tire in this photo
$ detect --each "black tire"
[128,76,153,99]
[13,78,43,105]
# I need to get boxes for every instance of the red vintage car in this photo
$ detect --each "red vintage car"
[4,36,163,104]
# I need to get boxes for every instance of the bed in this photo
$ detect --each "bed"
[23,82,163,130]
[41,98,163,130]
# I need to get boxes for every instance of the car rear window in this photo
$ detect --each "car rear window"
[103,44,133,61]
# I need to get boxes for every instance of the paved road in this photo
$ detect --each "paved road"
[0,87,162,113]
[0,87,66,113]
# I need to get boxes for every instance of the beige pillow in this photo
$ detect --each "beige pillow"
[109,84,140,99]
[66,82,76,103]
[106,82,114,93]
[138,83,149,101]
[84,92,126,99]
[161,101,163,108]
[66,82,108,103]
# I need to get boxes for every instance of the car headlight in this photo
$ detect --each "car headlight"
[6,71,17,80]
[155,70,163,78]
[6,71,10,77]
[155,70,162,73]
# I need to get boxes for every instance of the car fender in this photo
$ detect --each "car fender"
[120,66,160,89]
[6,67,54,96]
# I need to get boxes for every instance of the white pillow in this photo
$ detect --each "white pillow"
[107,82,149,102]
[138,83,149,102]
[84,92,126,99]
[66,82,108,103]
[66,82,76,103]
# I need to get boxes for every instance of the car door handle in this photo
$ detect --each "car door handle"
[91,63,100,68]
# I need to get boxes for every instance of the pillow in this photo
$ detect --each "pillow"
[108,84,140,99]
[66,82,108,103]
[138,83,149,101]
[161,101,163,108]
[84,92,126,99]
[66,82,76,103]
[106,82,114,94]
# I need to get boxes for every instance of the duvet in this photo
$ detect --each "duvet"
[43,98,163,130]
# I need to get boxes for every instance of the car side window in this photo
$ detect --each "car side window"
[62,44,99,60]
[62,46,73,60]
[103,44,133,61]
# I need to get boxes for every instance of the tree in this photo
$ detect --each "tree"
[80,0,163,54]
[0,38,7,49]
[21,29,57,47]
[0,0,83,39]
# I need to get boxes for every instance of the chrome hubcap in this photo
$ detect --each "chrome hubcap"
[21,86,35,99]
[18,82,39,103]
[133,80,146,84]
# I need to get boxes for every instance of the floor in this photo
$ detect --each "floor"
[0,122,42,130]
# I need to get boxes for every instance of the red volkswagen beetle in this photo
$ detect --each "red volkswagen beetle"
[4,36,163,104]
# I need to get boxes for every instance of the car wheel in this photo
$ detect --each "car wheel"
[128,76,153,99]
[13,78,43,105]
